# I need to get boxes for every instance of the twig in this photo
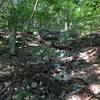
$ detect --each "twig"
[0,81,11,95]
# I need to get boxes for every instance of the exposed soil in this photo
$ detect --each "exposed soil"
[0,32,100,100]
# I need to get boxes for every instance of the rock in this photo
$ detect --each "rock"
[31,82,38,88]
[26,85,30,89]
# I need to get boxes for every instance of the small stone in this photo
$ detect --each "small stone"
[39,81,42,86]
[21,87,25,90]
[31,82,37,88]
[14,88,18,90]
[26,85,30,89]
[63,73,72,81]
[12,95,17,100]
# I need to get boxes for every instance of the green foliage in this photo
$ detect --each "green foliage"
[40,44,54,58]
[0,0,100,55]
[15,90,33,100]
[0,0,35,31]
[1,0,100,33]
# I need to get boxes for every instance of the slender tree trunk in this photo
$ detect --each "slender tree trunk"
[66,9,70,32]
[9,27,16,55]
[20,0,39,56]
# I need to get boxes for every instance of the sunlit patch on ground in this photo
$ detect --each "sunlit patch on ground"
[78,47,98,62]
[16,32,22,38]
[66,88,98,100]
[27,41,39,47]
[66,94,99,100]
[89,84,100,94]
[71,69,87,78]
[66,84,100,100]
[60,56,73,62]
[66,95,81,100]
[90,64,100,80]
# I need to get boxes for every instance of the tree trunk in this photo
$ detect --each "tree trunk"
[9,28,16,55]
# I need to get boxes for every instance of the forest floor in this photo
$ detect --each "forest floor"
[0,32,100,100]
